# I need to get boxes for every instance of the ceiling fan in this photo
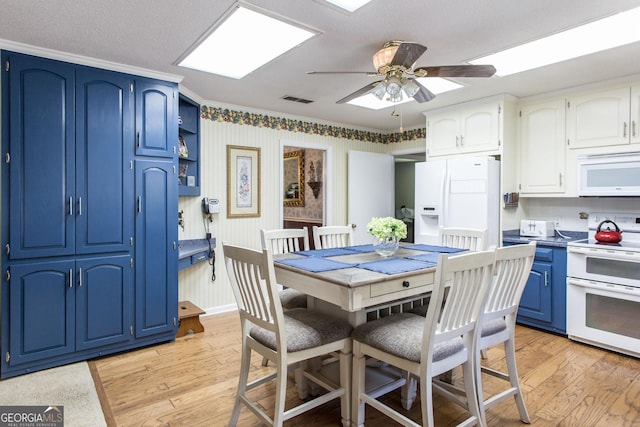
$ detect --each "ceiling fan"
[307,41,496,104]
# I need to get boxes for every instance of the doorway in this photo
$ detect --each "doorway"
[392,148,426,243]
[280,140,333,248]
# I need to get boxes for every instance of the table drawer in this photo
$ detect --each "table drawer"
[370,272,434,297]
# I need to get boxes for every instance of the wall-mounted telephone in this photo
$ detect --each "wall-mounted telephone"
[202,198,220,214]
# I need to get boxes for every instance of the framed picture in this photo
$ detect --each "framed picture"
[227,145,261,218]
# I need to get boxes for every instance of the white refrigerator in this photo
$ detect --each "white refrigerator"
[414,156,500,248]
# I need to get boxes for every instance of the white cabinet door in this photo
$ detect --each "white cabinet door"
[567,87,630,149]
[518,99,566,194]
[427,102,501,157]
[426,112,459,157]
[459,104,500,154]
[631,85,640,145]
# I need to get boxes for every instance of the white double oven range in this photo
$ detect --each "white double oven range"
[567,212,640,358]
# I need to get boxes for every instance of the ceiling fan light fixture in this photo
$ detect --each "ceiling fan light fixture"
[372,43,399,70]
[387,92,403,103]
[385,77,402,96]
[401,79,420,97]
[373,83,386,100]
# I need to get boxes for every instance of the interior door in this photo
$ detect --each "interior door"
[347,151,395,245]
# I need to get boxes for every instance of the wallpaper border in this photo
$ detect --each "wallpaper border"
[201,105,426,144]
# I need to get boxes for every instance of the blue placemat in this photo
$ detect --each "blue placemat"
[345,244,375,253]
[357,258,435,275]
[294,247,357,257]
[407,252,441,263]
[276,257,354,272]
[406,244,466,253]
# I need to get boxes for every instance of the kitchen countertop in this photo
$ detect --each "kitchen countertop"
[502,229,587,248]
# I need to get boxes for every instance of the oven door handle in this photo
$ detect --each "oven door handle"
[568,246,640,261]
[567,277,640,297]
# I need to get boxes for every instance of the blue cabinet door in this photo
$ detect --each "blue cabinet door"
[75,68,134,255]
[134,159,178,337]
[517,261,553,322]
[135,80,177,158]
[76,254,133,351]
[8,53,75,259]
[8,259,75,366]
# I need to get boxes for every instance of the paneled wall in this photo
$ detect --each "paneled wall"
[178,117,424,313]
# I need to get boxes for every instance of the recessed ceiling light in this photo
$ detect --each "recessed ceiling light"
[321,0,374,12]
[177,2,319,79]
[471,6,640,76]
[348,78,462,110]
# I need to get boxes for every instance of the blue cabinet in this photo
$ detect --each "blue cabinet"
[2,51,178,378]
[506,243,567,334]
[178,94,201,196]
[135,159,178,338]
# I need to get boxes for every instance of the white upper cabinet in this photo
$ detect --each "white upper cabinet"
[518,99,566,194]
[566,87,633,149]
[631,85,640,145]
[426,100,503,157]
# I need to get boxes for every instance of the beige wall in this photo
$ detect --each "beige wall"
[177,116,425,313]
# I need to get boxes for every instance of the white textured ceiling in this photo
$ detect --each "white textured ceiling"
[2,0,640,131]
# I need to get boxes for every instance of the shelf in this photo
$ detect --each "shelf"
[178,94,200,197]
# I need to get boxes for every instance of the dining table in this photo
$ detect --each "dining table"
[273,242,468,419]
[273,242,466,325]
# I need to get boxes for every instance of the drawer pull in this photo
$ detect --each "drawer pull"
[402,281,410,288]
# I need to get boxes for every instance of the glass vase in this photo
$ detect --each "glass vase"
[373,235,399,257]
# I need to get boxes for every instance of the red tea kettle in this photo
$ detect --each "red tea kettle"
[595,220,623,243]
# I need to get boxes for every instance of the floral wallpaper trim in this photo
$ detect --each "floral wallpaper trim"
[201,105,425,144]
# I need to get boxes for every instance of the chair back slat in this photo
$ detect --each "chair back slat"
[439,227,488,251]
[223,244,283,332]
[261,227,309,255]
[312,225,354,249]
[484,242,536,317]
[425,250,495,347]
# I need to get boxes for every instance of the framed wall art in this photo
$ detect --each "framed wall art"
[227,145,261,218]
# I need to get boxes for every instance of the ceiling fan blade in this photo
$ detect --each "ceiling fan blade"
[336,81,382,104]
[410,79,436,103]
[307,71,378,76]
[414,64,496,78]
[391,42,427,69]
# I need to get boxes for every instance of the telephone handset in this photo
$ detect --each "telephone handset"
[202,198,220,214]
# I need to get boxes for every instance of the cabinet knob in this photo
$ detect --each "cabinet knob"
[402,281,410,288]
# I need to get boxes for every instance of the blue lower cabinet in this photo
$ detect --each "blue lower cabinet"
[507,244,567,335]
[5,254,133,370]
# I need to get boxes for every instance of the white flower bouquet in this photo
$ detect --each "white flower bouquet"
[367,216,407,240]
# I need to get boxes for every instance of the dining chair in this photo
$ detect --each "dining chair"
[439,227,488,251]
[222,243,353,427]
[260,227,310,310]
[476,241,535,423]
[351,249,496,427]
[312,224,354,249]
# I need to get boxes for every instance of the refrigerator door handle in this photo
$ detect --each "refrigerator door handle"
[441,169,450,228]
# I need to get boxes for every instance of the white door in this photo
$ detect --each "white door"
[347,151,395,245]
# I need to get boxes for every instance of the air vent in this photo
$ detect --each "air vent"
[282,95,314,104]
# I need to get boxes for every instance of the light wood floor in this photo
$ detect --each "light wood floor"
[89,311,640,427]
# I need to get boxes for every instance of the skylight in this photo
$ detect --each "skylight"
[348,78,462,110]
[178,3,318,79]
[471,6,640,76]
[321,0,374,12]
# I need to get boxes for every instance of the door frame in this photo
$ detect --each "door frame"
[279,140,333,227]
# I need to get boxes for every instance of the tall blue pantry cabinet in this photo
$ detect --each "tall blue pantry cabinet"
[1,51,179,378]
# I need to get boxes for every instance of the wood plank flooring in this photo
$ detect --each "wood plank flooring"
[90,311,640,426]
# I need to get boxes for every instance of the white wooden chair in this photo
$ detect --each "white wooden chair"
[476,241,535,423]
[439,227,488,251]
[351,250,496,427]
[261,227,310,310]
[222,243,353,427]
[312,225,354,249]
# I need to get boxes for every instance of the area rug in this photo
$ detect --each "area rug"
[0,362,107,427]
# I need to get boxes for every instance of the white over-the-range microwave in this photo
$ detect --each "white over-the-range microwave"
[578,152,640,196]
